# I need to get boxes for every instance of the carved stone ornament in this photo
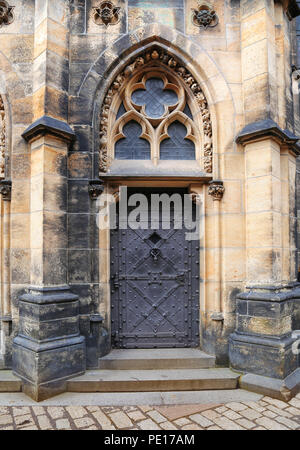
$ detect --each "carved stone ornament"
[92,1,121,27]
[192,1,218,29]
[99,48,213,174]
[0,95,6,179]
[208,180,225,201]
[0,180,11,201]
[88,179,104,199]
[0,1,14,27]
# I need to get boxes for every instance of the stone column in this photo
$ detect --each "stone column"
[0,180,12,368]
[229,122,300,400]
[12,119,85,401]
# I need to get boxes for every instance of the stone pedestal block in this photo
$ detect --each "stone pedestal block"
[229,285,299,380]
[12,286,85,401]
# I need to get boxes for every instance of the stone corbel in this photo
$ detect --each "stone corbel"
[0,179,11,201]
[208,180,225,201]
[292,65,300,81]
[88,179,104,200]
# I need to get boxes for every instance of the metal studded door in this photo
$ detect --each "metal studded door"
[110,188,200,348]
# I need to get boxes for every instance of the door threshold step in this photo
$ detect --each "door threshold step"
[0,371,22,392]
[99,349,216,370]
[67,368,239,393]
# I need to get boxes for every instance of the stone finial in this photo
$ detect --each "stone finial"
[0,180,11,201]
[89,179,104,199]
[208,180,225,201]
[92,1,121,27]
[0,1,14,27]
[192,1,218,29]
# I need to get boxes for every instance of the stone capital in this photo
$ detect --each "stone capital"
[208,180,225,201]
[0,179,11,201]
[236,119,300,155]
[22,116,76,145]
[88,179,104,199]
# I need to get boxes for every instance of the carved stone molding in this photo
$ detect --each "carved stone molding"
[208,180,225,201]
[192,1,219,29]
[88,179,104,199]
[0,180,11,201]
[99,47,213,174]
[0,95,6,179]
[92,1,121,27]
[0,1,14,27]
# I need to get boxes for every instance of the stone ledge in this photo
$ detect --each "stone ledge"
[236,119,300,154]
[22,115,76,144]
[240,368,300,402]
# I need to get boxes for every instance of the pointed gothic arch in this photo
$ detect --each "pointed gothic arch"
[98,47,213,174]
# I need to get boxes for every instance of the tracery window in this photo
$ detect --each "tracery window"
[99,48,213,174]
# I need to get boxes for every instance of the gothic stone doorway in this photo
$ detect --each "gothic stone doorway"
[110,188,200,348]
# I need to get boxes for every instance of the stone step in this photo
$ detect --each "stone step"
[98,349,216,370]
[0,371,22,392]
[67,368,239,393]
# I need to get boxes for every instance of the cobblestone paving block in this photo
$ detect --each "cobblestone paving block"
[201,409,220,420]
[286,406,300,416]
[215,406,227,414]
[109,411,133,429]
[213,417,245,430]
[74,417,95,428]
[174,418,191,427]
[189,414,213,428]
[160,421,178,430]
[66,406,87,419]
[263,410,277,419]
[139,406,152,413]
[55,418,71,430]
[266,405,292,417]
[0,415,13,426]
[127,410,146,421]
[262,397,289,409]
[236,418,256,429]
[182,424,202,430]
[36,415,52,430]
[47,407,65,419]
[239,409,262,420]
[242,401,265,412]
[207,425,222,430]
[0,407,9,415]
[147,410,167,424]
[275,416,300,430]
[12,407,31,416]
[86,406,100,413]
[226,402,248,412]
[137,419,161,430]
[15,414,36,428]
[92,410,115,429]
[32,407,45,416]
[255,417,289,430]
[289,398,300,409]
[223,410,242,420]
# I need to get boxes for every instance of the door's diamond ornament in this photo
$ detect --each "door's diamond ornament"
[0,1,14,28]
[148,231,162,245]
[92,1,121,27]
[192,1,218,29]
[150,248,161,261]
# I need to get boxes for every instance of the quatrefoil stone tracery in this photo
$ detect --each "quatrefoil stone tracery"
[131,77,178,118]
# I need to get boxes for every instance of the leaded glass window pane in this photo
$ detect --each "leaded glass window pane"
[115,120,150,160]
[160,121,195,160]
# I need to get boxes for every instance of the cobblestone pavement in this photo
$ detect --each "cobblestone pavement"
[0,394,299,430]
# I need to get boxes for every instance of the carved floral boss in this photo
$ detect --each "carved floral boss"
[192,1,218,29]
[0,1,14,27]
[92,1,121,27]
